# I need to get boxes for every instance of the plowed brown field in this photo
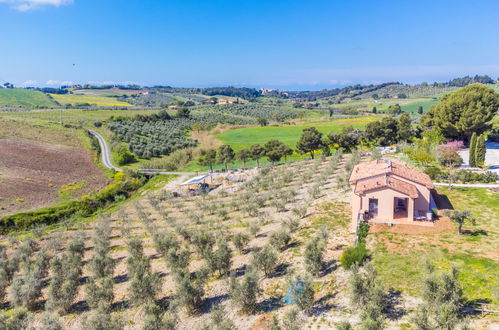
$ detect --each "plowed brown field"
[0,137,107,216]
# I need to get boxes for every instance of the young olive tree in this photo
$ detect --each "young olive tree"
[174,268,208,315]
[126,236,161,306]
[304,236,326,276]
[10,250,49,311]
[411,262,468,330]
[229,267,260,314]
[232,232,250,254]
[204,237,232,277]
[251,245,278,277]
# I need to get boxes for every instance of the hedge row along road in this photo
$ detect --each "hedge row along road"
[88,130,203,176]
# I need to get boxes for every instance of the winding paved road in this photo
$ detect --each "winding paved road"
[88,130,205,176]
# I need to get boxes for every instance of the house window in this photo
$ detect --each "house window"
[368,198,378,217]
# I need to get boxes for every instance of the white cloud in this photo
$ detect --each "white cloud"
[23,80,38,86]
[46,79,72,86]
[0,0,73,11]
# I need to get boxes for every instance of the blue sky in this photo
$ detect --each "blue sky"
[0,0,498,90]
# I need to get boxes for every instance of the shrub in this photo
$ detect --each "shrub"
[291,204,307,219]
[283,217,300,233]
[232,232,249,253]
[304,237,325,276]
[40,312,62,330]
[336,321,353,330]
[204,237,232,277]
[85,276,114,311]
[165,248,190,275]
[357,222,369,244]
[252,245,278,277]
[229,267,259,314]
[340,244,368,270]
[126,237,161,306]
[191,230,215,257]
[269,228,291,250]
[10,250,49,310]
[142,303,177,330]
[81,305,123,330]
[248,222,260,237]
[174,268,208,315]
[0,307,31,330]
[286,275,315,312]
[206,304,236,330]
[282,307,302,330]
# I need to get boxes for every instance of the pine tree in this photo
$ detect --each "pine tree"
[468,132,477,167]
[475,134,486,167]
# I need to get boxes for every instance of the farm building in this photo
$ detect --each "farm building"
[350,159,435,231]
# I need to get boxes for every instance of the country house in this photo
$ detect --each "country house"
[350,159,436,231]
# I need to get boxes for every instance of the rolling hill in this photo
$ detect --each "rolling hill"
[0,88,56,108]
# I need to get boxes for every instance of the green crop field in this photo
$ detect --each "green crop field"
[50,93,133,107]
[0,88,56,108]
[215,116,377,150]
[72,89,139,96]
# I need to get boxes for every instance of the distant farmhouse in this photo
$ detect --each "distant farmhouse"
[350,159,435,231]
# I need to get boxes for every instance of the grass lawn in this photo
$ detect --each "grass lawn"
[216,117,377,151]
[0,89,56,108]
[373,187,499,303]
[50,93,133,107]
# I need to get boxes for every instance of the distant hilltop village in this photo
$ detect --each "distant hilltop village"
[260,88,289,97]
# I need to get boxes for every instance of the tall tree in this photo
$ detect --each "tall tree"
[217,145,235,170]
[422,84,499,140]
[236,149,251,168]
[417,106,424,115]
[468,132,477,167]
[397,113,413,142]
[296,127,324,159]
[264,139,288,165]
[387,104,402,116]
[475,134,486,167]
[198,149,217,172]
[249,144,266,167]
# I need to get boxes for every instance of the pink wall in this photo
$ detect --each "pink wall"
[350,175,432,232]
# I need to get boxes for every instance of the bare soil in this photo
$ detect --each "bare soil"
[0,137,107,216]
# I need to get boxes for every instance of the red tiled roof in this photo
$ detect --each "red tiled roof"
[349,159,434,189]
[354,175,419,198]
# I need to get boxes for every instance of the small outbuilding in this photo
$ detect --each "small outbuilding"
[350,159,435,231]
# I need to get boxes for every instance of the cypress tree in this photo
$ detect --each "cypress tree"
[475,134,486,167]
[468,132,477,167]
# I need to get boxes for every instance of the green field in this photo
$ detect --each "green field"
[216,116,376,150]
[50,93,133,107]
[0,88,56,108]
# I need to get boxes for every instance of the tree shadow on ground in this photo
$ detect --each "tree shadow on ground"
[271,262,290,278]
[461,229,488,236]
[113,274,129,284]
[258,296,283,313]
[112,299,130,311]
[232,264,248,278]
[72,300,90,313]
[323,260,338,276]
[309,292,337,316]
[200,294,229,315]
[384,289,406,320]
